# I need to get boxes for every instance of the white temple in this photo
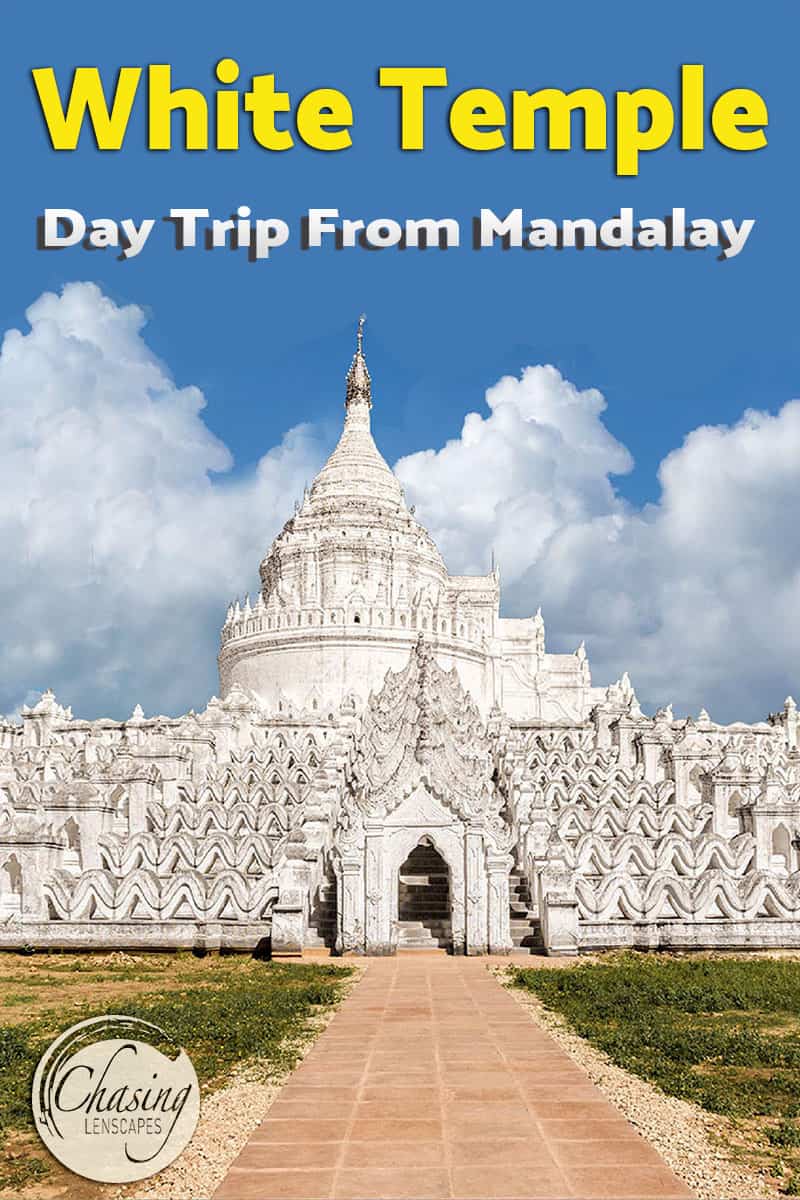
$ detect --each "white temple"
[1,321,799,955]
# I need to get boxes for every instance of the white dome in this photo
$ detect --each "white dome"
[218,319,501,720]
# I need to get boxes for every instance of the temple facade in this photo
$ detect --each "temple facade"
[1,322,799,956]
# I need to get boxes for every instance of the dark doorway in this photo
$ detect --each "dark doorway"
[397,838,451,950]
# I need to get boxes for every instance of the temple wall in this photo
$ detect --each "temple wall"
[219,631,492,716]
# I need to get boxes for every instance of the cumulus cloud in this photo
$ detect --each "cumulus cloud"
[397,373,800,722]
[0,283,325,719]
[0,283,796,723]
[395,366,633,582]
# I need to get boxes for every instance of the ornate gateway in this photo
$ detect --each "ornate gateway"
[325,635,514,956]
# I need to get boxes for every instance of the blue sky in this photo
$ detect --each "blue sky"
[3,1,797,496]
[0,1,798,720]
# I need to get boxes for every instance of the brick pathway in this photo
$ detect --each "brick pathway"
[214,956,693,1199]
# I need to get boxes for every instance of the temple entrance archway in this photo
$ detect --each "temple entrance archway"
[397,837,451,950]
[334,786,513,956]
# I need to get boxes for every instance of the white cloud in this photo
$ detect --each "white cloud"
[0,284,796,724]
[397,373,800,722]
[395,366,632,581]
[0,283,325,719]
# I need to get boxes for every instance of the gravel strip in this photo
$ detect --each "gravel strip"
[499,967,775,1200]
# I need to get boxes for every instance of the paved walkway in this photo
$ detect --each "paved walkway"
[215,956,693,1199]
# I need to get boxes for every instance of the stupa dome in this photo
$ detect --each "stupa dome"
[218,318,503,718]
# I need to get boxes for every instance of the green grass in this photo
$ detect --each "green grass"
[511,954,800,1193]
[0,1155,48,1192]
[0,954,352,1195]
[770,1123,800,1149]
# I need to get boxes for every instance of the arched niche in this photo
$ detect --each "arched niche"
[771,823,792,875]
[59,816,82,873]
[111,785,129,837]
[727,790,744,837]
[0,853,22,916]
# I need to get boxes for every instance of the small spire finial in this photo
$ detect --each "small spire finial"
[345,313,372,414]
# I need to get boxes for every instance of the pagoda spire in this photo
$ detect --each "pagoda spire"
[345,314,372,420]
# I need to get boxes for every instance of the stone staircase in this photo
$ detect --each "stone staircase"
[509,872,544,954]
[397,842,452,951]
[306,874,337,949]
[396,919,451,950]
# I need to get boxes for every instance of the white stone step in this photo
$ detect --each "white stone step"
[305,931,329,948]
[396,920,449,949]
